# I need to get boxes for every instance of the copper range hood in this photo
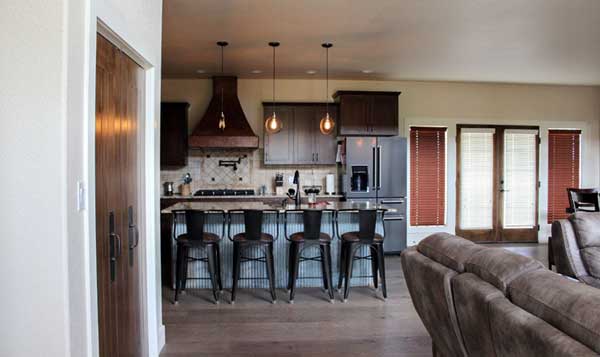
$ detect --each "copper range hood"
[189,76,259,149]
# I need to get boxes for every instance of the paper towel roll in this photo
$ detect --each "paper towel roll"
[326,174,335,195]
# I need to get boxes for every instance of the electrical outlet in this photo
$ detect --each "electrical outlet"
[288,175,294,185]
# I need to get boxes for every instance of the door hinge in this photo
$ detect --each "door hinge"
[536,224,540,231]
[537,137,541,145]
[538,181,541,188]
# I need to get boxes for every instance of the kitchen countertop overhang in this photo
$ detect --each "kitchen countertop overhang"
[161,200,397,214]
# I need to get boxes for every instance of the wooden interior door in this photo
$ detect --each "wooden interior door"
[96,33,144,357]
[456,125,539,243]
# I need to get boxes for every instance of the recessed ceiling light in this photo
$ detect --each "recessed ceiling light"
[361,69,374,74]
[196,69,206,74]
[251,69,262,74]
[306,70,317,75]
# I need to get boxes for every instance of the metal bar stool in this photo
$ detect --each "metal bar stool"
[173,209,226,304]
[336,209,387,302]
[284,209,335,303]
[228,209,279,304]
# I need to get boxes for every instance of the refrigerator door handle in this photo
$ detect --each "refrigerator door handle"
[377,145,382,190]
[372,146,377,190]
[383,216,405,221]
[381,199,405,204]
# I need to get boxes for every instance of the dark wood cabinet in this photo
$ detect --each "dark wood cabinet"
[264,103,338,165]
[333,91,400,136]
[160,102,189,169]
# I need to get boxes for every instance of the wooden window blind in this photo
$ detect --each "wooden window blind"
[548,129,581,223]
[410,127,447,226]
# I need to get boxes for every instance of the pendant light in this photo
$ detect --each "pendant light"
[217,41,228,131]
[265,42,282,134]
[319,43,335,135]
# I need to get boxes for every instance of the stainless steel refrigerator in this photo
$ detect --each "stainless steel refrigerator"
[342,137,407,253]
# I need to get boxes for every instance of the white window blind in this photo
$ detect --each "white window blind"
[459,128,495,229]
[503,130,537,228]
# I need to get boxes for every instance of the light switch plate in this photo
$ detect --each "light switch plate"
[288,176,294,185]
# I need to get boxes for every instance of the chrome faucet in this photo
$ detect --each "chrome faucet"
[293,170,301,206]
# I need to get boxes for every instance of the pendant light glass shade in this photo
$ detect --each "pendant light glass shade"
[217,41,228,131]
[265,112,282,133]
[319,43,335,135]
[265,42,282,134]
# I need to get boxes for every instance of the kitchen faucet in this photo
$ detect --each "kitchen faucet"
[293,170,301,206]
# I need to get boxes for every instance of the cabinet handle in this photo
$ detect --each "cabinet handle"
[316,153,319,162]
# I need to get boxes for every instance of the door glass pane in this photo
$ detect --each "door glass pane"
[503,130,537,228]
[459,129,495,229]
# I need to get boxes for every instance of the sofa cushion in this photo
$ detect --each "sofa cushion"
[452,273,503,357]
[569,212,600,278]
[417,232,486,272]
[489,297,597,357]
[464,248,543,294]
[401,247,468,357]
[509,269,600,353]
[551,220,588,278]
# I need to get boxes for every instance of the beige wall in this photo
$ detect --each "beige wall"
[162,78,600,243]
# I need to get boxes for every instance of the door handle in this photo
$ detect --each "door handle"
[372,147,377,190]
[381,200,405,204]
[109,211,120,282]
[128,206,139,267]
[377,145,382,190]
[383,216,405,221]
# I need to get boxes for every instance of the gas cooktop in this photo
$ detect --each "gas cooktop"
[193,189,255,196]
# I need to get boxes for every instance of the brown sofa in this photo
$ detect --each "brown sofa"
[401,232,600,357]
[551,212,600,288]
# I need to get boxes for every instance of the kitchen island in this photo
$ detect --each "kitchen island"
[161,200,394,290]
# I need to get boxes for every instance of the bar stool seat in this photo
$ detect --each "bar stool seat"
[232,232,274,243]
[290,232,331,243]
[341,231,384,243]
[176,232,221,244]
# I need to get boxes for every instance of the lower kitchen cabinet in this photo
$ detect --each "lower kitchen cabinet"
[264,103,338,165]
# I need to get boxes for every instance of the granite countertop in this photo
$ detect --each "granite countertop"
[161,200,396,214]
[161,194,344,199]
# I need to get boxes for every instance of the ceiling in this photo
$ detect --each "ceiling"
[162,0,600,85]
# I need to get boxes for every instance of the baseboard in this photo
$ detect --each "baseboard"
[158,324,166,353]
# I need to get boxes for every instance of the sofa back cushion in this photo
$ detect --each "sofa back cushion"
[569,212,600,278]
[509,269,600,353]
[401,247,467,357]
[464,248,543,294]
[452,273,503,357]
[417,232,486,272]
[489,297,597,357]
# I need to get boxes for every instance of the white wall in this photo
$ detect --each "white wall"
[0,0,164,356]
[163,78,600,244]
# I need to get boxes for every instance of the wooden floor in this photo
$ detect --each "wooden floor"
[160,244,547,357]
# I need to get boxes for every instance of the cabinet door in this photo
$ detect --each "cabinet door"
[314,106,338,165]
[264,106,294,164]
[160,103,189,169]
[293,106,316,164]
[338,94,371,136]
[370,95,398,136]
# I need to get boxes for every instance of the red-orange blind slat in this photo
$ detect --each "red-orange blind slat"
[410,127,447,226]
[547,130,581,223]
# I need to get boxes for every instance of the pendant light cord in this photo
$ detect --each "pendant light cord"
[272,44,276,112]
[325,45,329,114]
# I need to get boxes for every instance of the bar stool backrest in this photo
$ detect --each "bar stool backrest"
[303,210,323,240]
[243,210,264,241]
[358,209,378,242]
[185,210,205,242]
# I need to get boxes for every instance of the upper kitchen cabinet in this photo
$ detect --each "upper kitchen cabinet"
[333,91,400,136]
[263,103,338,165]
[160,102,189,169]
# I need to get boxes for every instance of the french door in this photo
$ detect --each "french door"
[96,33,144,357]
[456,125,539,243]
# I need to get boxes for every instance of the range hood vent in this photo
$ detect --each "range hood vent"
[189,76,259,149]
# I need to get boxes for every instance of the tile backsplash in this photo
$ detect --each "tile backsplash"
[161,149,338,194]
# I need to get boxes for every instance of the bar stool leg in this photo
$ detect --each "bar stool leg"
[290,242,302,303]
[337,242,347,291]
[264,243,277,303]
[231,242,241,304]
[322,244,335,302]
[320,245,329,291]
[215,243,223,292]
[287,242,296,291]
[343,243,359,302]
[370,246,379,290]
[174,243,185,304]
[182,246,190,292]
[376,244,387,300]
[206,244,220,304]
